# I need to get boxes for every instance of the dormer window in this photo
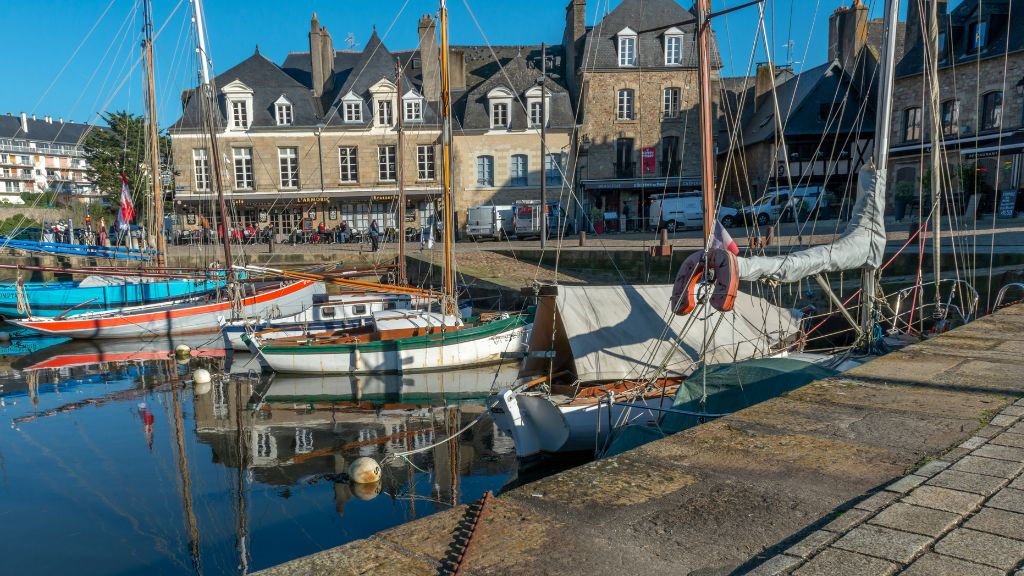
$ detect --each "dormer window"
[664,27,683,66]
[968,20,988,52]
[221,79,254,131]
[377,100,393,126]
[402,90,424,122]
[487,87,513,129]
[342,92,363,123]
[274,96,293,126]
[618,27,637,67]
[232,101,249,129]
[525,86,549,128]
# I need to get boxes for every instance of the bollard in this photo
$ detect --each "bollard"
[268,234,275,254]
[660,228,669,245]
[578,231,586,246]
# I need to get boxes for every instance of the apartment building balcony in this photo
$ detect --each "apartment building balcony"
[0,158,33,168]
[0,173,34,181]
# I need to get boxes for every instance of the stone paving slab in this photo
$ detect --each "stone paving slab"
[933,528,1024,570]
[899,552,1005,576]
[253,306,1024,576]
[868,503,960,537]
[992,432,1024,449]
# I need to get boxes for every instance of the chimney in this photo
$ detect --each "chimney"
[905,1,947,57]
[754,63,776,112]
[59,117,63,124]
[563,0,587,99]
[418,15,440,102]
[828,0,868,71]
[45,116,52,124]
[309,13,335,99]
[31,114,36,121]
[20,112,28,133]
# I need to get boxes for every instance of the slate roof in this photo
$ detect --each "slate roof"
[281,50,363,113]
[896,0,1024,78]
[580,0,721,70]
[0,114,95,144]
[171,49,321,131]
[457,53,575,132]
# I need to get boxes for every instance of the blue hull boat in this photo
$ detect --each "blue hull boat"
[0,277,225,318]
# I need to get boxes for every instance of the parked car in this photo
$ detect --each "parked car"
[650,192,739,232]
[740,185,823,226]
[466,204,514,241]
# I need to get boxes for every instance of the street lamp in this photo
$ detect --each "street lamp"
[316,122,326,227]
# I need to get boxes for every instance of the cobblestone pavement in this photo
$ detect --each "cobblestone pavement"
[751,399,1024,575]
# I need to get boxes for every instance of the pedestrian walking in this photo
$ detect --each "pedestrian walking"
[369,219,381,252]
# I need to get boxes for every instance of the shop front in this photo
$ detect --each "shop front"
[580,176,703,232]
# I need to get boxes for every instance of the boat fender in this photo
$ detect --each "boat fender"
[671,248,740,314]
[348,456,381,484]
[353,348,362,370]
[192,368,212,395]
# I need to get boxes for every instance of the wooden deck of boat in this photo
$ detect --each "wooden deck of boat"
[253,304,1024,576]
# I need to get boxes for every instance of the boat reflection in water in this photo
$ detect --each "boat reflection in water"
[0,334,519,576]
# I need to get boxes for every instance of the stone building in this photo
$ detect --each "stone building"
[0,113,96,203]
[888,0,1024,216]
[169,13,574,237]
[562,0,718,231]
[718,0,902,206]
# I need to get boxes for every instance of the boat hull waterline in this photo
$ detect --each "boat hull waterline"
[246,316,531,375]
[12,281,321,339]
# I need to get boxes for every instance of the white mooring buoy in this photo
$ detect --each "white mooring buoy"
[192,368,212,395]
[174,344,191,359]
[347,456,382,484]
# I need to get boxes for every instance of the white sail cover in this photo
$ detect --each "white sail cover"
[738,165,887,283]
[554,284,800,382]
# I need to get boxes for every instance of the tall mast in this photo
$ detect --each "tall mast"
[191,0,234,278]
[539,43,547,249]
[859,0,900,341]
[695,0,716,245]
[142,0,166,267]
[438,0,456,313]
[927,0,942,310]
[396,61,408,286]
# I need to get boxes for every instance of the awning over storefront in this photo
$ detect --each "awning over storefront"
[173,186,442,203]
[581,176,703,191]
[888,130,1024,160]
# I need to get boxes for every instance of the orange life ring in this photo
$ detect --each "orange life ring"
[671,248,740,315]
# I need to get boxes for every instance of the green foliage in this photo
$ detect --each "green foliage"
[0,214,41,235]
[82,110,169,224]
[893,181,916,203]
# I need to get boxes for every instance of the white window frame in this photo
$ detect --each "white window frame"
[192,148,210,191]
[342,92,363,123]
[545,153,563,185]
[525,86,549,128]
[232,101,249,129]
[233,148,254,190]
[378,145,396,181]
[278,147,299,189]
[338,146,358,183]
[617,89,635,120]
[416,145,435,180]
[617,27,637,67]
[274,95,293,126]
[403,90,424,122]
[487,87,513,129]
[376,99,394,127]
[665,29,683,66]
[221,80,254,131]
[663,87,681,118]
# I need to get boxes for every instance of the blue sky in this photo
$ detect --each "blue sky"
[0,0,915,129]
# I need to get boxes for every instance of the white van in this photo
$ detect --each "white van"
[466,205,514,241]
[650,193,739,231]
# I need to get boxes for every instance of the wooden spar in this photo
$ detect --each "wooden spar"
[242,264,442,298]
[396,61,408,286]
[927,0,942,309]
[142,0,166,267]
[695,0,716,244]
[169,373,202,571]
[191,0,234,280]
[439,0,456,314]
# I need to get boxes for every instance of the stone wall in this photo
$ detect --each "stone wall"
[576,69,709,181]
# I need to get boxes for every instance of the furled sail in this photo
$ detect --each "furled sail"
[737,164,887,283]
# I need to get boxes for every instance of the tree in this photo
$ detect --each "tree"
[82,111,169,226]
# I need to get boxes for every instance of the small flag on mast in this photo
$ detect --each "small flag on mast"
[117,173,135,229]
[712,220,739,255]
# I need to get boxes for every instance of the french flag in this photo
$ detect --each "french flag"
[712,221,739,255]
[117,173,135,228]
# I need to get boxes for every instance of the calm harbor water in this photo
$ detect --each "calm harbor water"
[0,330,523,575]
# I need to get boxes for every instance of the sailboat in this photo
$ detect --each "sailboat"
[490,0,905,459]
[244,0,531,375]
[10,0,322,339]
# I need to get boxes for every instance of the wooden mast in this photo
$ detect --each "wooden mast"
[927,0,943,310]
[142,0,166,267]
[396,61,408,286]
[695,0,716,245]
[191,0,235,280]
[438,0,456,314]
